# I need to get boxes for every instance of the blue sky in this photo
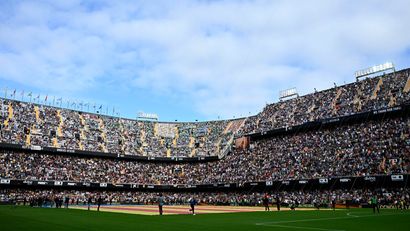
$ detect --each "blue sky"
[1,0,410,122]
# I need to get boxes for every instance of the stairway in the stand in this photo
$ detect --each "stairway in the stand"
[139,122,146,155]
[4,102,13,127]
[55,110,63,148]
[118,119,126,153]
[98,118,108,152]
[332,88,342,114]
[388,95,397,107]
[189,136,196,157]
[403,74,410,93]
[78,114,85,150]
[370,78,383,100]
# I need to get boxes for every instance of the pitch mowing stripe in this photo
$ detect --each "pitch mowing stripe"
[134,205,264,212]
[104,205,263,213]
[71,206,160,215]
[75,206,198,215]
[104,206,242,215]
[130,206,262,213]
[192,206,264,212]
[77,205,262,211]
[72,205,335,216]
[199,206,265,210]
[94,206,191,214]
[138,205,320,212]
[71,205,264,215]
[108,207,193,214]
[98,208,159,216]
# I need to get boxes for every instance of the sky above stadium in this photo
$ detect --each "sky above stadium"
[1,0,410,122]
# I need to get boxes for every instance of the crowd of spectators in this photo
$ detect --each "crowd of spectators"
[1,188,409,209]
[1,70,410,211]
[1,69,410,158]
[1,116,409,185]
[0,98,240,157]
[239,68,410,134]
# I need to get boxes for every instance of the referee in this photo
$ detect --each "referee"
[263,195,270,211]
[158,193,164,215]
[189,197,197,215]
[371,195,380,214]
[97,196,102,212]
[276,194,281,211]
[87,197,92,211]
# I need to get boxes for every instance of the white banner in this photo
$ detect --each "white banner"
[54,181,63,186]
[30,145,42,151]
[0,179,10,184]
[355,62,394,78]
[319,178,328,184]
[279,87,298,99]
[391,175,404,181]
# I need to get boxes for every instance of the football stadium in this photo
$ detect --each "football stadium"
[1,1,410,231]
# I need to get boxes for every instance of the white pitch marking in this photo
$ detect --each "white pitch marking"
[261,224,345,231]
[255,212,405,226]
[346,212,359,218]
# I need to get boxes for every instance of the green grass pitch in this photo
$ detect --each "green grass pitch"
[0,206,409,231]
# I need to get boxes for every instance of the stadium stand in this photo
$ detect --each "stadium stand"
[239,68,410,135]
[0,99,240,157]
[1,67,410,207]
[0,116,409,185]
